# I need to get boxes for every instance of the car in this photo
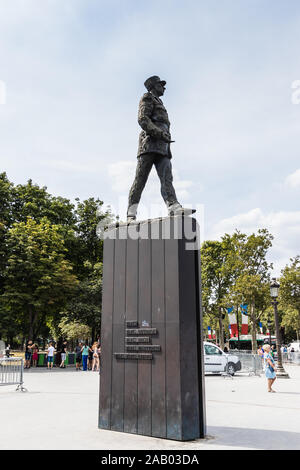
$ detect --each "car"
[204,341,242,376]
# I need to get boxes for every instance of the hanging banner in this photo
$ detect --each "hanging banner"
[240,304,248,335]
[207,326,212,339]
[212,330,216,340]
[227,307,238,337]
[228,324,234,338]
[240,304,248,316]
[259,322,263,334]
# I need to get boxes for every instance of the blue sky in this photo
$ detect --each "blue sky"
[1,0,300,275]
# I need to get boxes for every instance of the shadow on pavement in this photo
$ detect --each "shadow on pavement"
[24,367,81,373]
[207,425,300,450]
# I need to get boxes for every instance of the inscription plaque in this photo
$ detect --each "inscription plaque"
[125,337,151,344]
[114,321,161,361]
[114,353,153,360]
[126,345,161,352]
[126,328,157,335]
[126,321,138,328]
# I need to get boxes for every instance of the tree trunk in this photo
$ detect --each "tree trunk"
[28,305,34,340]
[28,305,38,340]
[250,303,257,352]
[218,308,224,349]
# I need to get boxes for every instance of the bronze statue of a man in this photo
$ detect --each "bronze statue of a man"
[127,76,194,221]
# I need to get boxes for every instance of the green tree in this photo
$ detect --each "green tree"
[59,262,102,341]
[11,179,75,227]
[280,256,300,340]
[0,174,116,346]
[201,237,236,347]
[227,229,273,351]
[2,217,78,339]
[57,318,91,344]
[70,198,112,278]
[0,173,14,293]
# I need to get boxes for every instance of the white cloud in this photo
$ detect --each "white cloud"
[208,208,300,276]
[107,161,136,192]
[285,169,300,188]
[42,159,96,173]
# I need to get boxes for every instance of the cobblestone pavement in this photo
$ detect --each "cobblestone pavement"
[0,364,299,450]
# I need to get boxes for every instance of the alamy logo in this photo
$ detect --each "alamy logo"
[0,81,6,105]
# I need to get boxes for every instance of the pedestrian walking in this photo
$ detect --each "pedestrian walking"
[5,344,11,358]
[257,345,264,364]
[264,344,277,392]
[88,345,93,371]
[271,345,276,357]
[60,341,68,368]
[47,342,56,369]
[32,343,39,367]
[75,342,82,370]
[24,340,34,369]
[92,342,100,371]
[81,343,92,371]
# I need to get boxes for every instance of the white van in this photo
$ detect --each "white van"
[287,341,300,353]
[204,341,241,375]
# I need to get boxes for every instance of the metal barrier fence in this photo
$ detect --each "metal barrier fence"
[230,350,300,365]
[221,352,264,378]
[282,352,300,364]
[236,353,263,376]
[0,357,27,391]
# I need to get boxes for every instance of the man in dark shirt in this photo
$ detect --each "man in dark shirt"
[75,342,82,371]
[24,340,33,369]
[127,76,195,221]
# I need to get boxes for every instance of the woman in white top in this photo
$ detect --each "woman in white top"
[47,342,56,369]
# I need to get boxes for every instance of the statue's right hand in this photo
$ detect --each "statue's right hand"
[161,131,172,143]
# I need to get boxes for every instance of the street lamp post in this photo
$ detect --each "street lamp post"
[270,278,289,379]
[267,319,272,347]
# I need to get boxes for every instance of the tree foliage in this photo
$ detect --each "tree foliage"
[2,217,78,339]
[58,318,91,343]
[0,173,112,345]
[202,229,274,350]
[280,256,300,339]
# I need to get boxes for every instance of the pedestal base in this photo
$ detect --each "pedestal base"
[276,364,290,378]
[98,216,206,441]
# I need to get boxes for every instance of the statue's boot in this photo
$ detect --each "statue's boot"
[168,202,196,217]
[127,204,138,222]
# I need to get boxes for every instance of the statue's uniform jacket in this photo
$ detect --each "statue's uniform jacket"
[137,92,172,158]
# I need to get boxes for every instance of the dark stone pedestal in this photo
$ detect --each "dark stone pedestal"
[99,216,206,441]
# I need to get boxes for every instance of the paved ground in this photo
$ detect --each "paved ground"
[0,364,300,450]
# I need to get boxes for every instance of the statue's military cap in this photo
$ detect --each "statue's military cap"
[144,75,166,91]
